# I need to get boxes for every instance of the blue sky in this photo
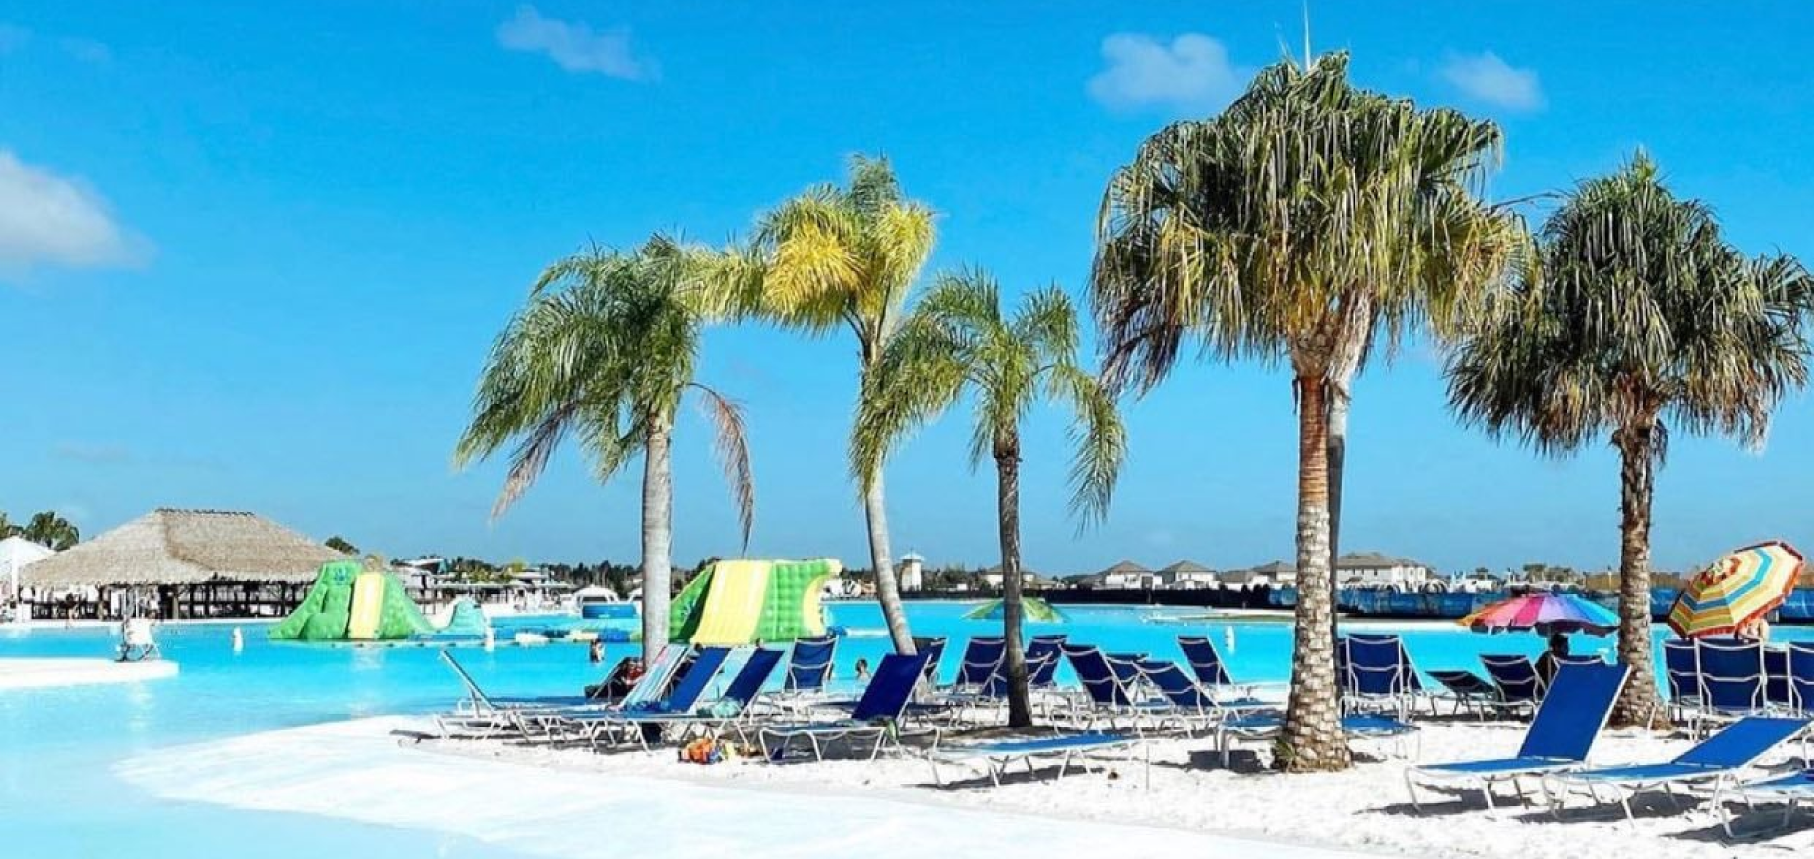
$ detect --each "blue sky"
[2,2,1811,576]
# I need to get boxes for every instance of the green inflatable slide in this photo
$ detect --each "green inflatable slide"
[669,558,838,645]
[270,560,438,641]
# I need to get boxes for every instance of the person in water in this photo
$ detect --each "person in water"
[588,639,604,664]
[853,657,870,681]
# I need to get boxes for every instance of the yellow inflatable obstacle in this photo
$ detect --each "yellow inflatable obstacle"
[346,572,387,640]
[669,559,839,645]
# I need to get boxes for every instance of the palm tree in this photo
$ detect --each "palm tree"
[21,512,78,550]
[855,269,1124,726]
[738,155,936,654]
[0,512,16,540]
[1091,53,1519,771]
[455,236,755,661]
[1446,153,1814,727]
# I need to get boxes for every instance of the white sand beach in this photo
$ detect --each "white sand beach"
[0,657,177,690]
[118,715,1811,859]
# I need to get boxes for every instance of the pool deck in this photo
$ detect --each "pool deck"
[0,658,178,690]
[119,717,1381,859]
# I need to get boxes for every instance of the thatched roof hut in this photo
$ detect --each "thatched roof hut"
[19,508,345,587]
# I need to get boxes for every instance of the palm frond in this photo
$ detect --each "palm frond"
[1445,153,1814,454]
[690,383,756,553]
[456,238,758,542]
[858,267,1125,524]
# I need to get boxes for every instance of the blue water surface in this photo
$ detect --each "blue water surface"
[2,601,1805,857]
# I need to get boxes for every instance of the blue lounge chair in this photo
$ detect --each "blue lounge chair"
[1695,637,1770,732]
[439,650,595,714]
[950,636,1007,692]
[1178,635,1276,706]
[1428,670,1498,720]
[1024,634,1068,691]
[1405,662,1629,813]
[1063,644,1168,733]
[782,636,837,694]
[967,636,1068,693]
[1479,654,1542,713]
[1136,659,1262,735]
[1216,711,1418,768]
[913,636,948,686]
[757,650,936,762]
[1788,642,1814,716]
[1766,648,1793,711]
[1720,767,1814,837]
[563,646,736,748]
[1545,716,1809,823]
[1663,638,1703,725]
[927,731,1148,788]
[1178,635,1239,687]
[1341,634,1429,718]
[587,647,785,748]
[436,647,682,739]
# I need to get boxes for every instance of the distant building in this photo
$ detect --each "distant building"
[1334,552,1434,590]
[1222,560,1296,588]
[980,564,1042,588]
[1157,559,1218,590]
[1093,559,1159,589]
[898,553,924,592]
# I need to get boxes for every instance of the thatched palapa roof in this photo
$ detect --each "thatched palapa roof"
[20,509,346,587]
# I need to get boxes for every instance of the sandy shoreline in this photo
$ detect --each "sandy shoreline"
[0,657,178,690]
[117,713,1814,859]
[118,717,1375,859]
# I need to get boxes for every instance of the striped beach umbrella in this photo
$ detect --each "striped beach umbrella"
[1459,592,1618,636]
[1668,541,1803,638]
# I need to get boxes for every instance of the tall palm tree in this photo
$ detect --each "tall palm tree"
[1447,153,1814,727]
[21,512,79,550]
[1091,53,1519,771]
[855,269,1124,726]
[738,155,936,654]
[455,236,755,661]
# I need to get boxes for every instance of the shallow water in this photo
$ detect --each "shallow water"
[0,602,1803,857]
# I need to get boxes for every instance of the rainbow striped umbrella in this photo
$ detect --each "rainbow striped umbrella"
[1459,592,1618,636]
[1668,541,1803,638]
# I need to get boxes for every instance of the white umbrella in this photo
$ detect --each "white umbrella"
[0,536,55,601]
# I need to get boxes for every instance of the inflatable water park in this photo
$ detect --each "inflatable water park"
[268,558,842,646]
[270,560,490,643]
[669,558,838,645]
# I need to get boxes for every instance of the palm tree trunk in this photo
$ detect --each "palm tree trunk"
[1325,365,1359,655]
[864,467,916,654]
[994,430,1032,728]
[1325,308,1368,653]
[1610,422,1668,729]
[858,346,915,655]
[1278,374,1352,772]
[639,415,674,663]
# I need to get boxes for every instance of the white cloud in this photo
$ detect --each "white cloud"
[1441,51,1544,112]
[495,5,654,81]
[0,150,139,274]
[1088,33,1247,115]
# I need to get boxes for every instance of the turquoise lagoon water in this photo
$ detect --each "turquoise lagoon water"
[3,601,1808,857]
